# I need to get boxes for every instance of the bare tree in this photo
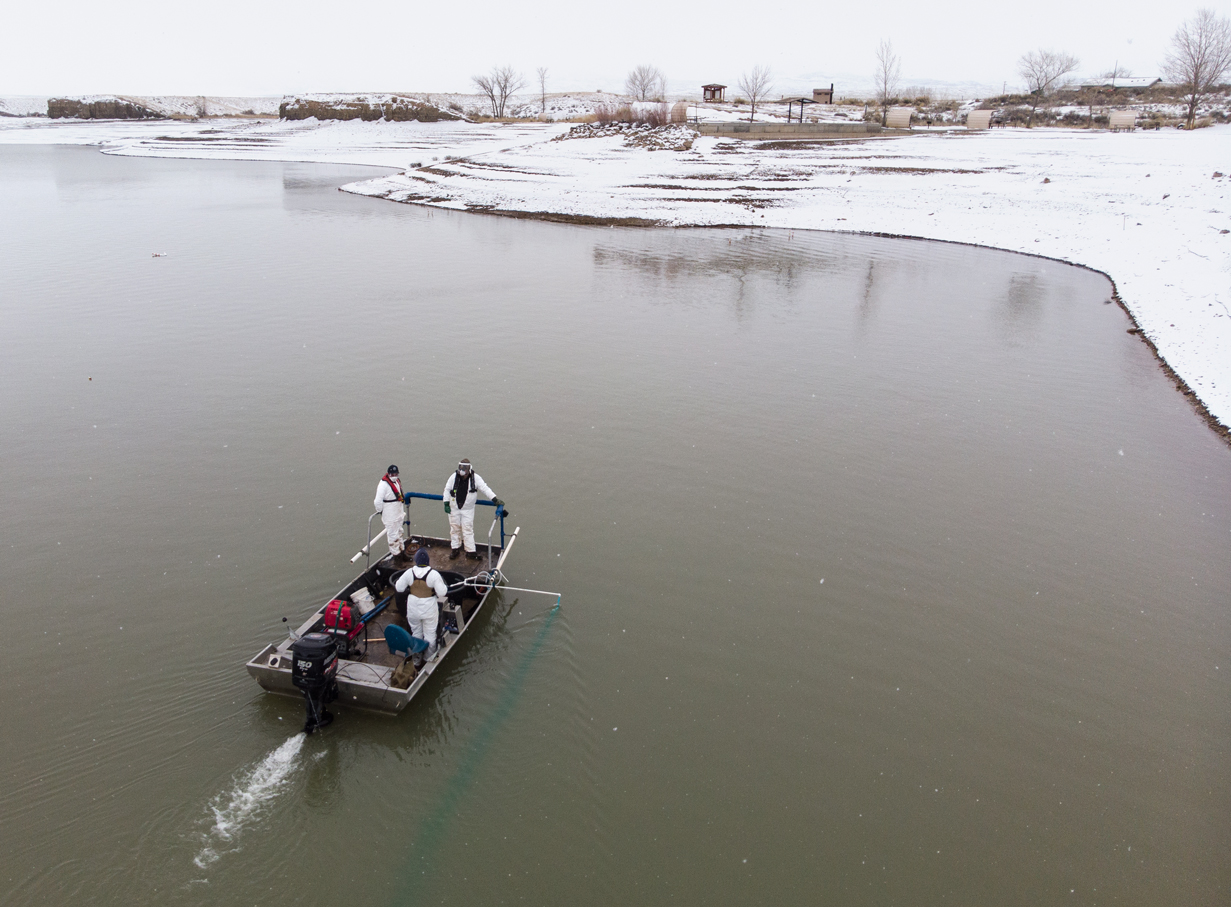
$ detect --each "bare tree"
[194,96,208,119]
[1017,49,1079,126]
[537,67,549,115]
[874,40,901,125]
[737,64,773,122]
[625,65,667,102]
[1163,8,1231,129]
[1102,62,1132,85]
[472,65,525,118]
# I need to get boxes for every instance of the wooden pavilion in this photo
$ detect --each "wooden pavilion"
[780,96,817,122]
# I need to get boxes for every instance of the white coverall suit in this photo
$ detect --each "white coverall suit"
[394,565,448,660]
[444,470,497,553]
[374,475,405,556]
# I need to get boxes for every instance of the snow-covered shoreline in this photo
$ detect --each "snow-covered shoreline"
[3,116,1227,437]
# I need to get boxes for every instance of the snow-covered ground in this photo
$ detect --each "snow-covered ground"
[0,96,50,117]
[0,95,280,118]
[128,95,280,117]
[0,116,568,167]
[1,115,1226,435]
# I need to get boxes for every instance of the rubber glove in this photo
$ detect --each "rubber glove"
[443,502,451,515]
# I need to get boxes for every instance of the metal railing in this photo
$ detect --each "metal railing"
[355,492,508,569]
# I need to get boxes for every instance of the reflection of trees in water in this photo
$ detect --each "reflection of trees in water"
[1000,271,1045,343]
[856,261,878,336]
[593,231,862,320]
[594,233,847,282]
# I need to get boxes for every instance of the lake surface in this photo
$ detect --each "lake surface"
[1,144,1227,907]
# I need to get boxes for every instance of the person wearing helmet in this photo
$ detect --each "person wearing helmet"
[374,465,407,559]
[442,459,504,560]
[394,547,449,664]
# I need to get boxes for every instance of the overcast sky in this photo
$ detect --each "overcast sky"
[0,0,1196,98]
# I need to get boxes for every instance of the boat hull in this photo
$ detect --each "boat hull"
[245,536,500,716]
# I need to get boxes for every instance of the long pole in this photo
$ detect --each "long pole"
[496,585,561,597]
[351,528,388,564]
[494,527,520,573]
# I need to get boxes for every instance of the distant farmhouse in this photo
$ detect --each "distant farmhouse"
[1077,76,1161,90]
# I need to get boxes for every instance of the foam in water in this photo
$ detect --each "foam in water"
[194,733,305,869]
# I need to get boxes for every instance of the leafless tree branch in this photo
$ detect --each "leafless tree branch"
[472,65,525,118]
[874,40,902,125]
[1163,8,1231,128]
[537,67,549,115]
[625,65,667,102]
[737,64,772,122]
[1017,49,1079,126]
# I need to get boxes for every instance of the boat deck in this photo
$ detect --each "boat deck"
[345,537,496,669]
[245,534,505,713]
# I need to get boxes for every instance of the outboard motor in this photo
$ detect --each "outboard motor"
[291,632,338,734]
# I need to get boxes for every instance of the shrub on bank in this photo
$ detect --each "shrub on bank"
[592,102,670,127]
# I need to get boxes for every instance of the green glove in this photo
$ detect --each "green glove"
[492,497,504,508]
[443,502,451,515]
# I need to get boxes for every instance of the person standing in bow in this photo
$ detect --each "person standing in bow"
[442,459,504,560]
[374,465,406,559]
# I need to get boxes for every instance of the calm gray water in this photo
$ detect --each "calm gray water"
[1,145,1228,906]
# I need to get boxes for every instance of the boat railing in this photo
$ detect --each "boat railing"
[360,511,383,567]
[356,492,509,569]
[404,492,508,572]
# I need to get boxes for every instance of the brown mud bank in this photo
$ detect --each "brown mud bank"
[48,98,163,119]
[281,96,462,123]
[462,206,663,228]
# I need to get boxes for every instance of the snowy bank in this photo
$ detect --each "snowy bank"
[0,117,567,168]
[1,116,1226,436]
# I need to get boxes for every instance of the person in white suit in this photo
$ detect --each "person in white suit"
[394,548,449,664]
[442,459,504,560]
[374,465,406,558]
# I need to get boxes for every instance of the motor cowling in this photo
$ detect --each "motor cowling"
[292,632,338,734]
[291,632,338,694]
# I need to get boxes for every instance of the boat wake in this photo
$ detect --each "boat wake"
[193,733,306,869]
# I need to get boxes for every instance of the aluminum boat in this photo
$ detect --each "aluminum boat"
[245,494,514,716]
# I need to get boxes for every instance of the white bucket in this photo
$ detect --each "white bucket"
[352,587,375,615]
